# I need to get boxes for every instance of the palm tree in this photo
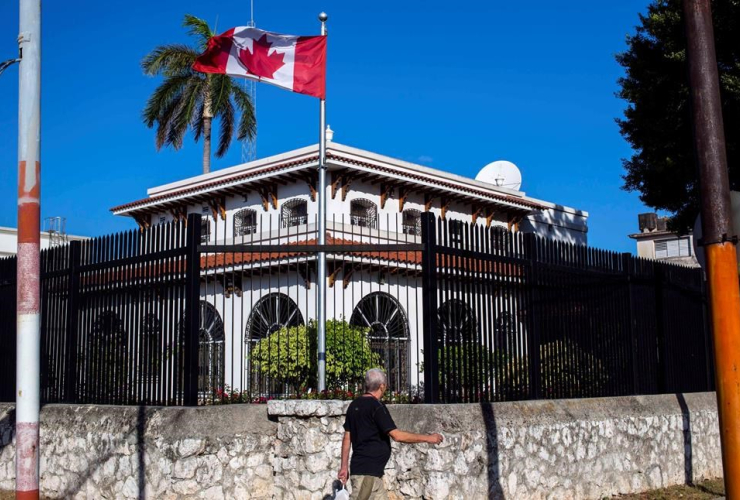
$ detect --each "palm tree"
[142,14,256,174]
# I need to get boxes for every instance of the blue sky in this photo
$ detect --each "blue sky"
[0,0,653,252]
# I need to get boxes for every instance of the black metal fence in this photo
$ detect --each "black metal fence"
[420,214,713,403]
[0,212,712,406]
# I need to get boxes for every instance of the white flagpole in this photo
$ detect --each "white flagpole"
[317,11,328,392]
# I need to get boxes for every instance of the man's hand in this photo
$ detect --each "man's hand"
[338,466,349,484]
[426,433,443,445]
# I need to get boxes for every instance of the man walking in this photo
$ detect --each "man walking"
[338,368,443,499]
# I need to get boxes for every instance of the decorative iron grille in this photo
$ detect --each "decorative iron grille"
[234,209,257,236]
[402,209,422,236]
[350,292,410,392]
[281,199,308,228]
[350,199,378,229]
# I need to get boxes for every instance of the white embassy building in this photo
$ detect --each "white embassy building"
[111,138,588,394]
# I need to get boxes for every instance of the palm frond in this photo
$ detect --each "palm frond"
[142,74,191,128]
[231,83,257,141]
[167,78,205,149]
[211,74,232,115]
[141,44,199,77]
[154,98,181,150]
[215,98,235,158]
[192,100,206,142]
[183,14,214,51]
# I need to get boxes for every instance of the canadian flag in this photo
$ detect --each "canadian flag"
[193,27,326,99]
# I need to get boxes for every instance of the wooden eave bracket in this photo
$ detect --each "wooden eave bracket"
[132,213,151,231]
[208,196,227,221]
[440,198,450,220]
[343,263,358,289]
[424,193,438,212]
[398,186,408,212]
[170,206,187,224]
[341,173,355,202]
[380,183,393,210]
[486,209,496,228]
[258,184,278,211]
[328,266,342,288]
[330,171,342,200]
[304,173,318,202]
[472,205,483,225]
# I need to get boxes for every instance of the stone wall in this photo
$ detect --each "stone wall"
[0,393,722,499]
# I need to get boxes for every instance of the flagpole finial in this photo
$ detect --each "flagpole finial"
[318,12,328,22]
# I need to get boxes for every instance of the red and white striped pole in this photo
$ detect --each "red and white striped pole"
[16,0,42,498]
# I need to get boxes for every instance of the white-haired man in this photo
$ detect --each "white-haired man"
[338,368,443,499]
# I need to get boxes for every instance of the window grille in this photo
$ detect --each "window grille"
[200,217,211,244]
[245,293,304,342]
[234,209,258,236]
[437,299,476,344]
[350,199,377,229]
[350,292,410,392]
[402,209,422,236]
[281,199,309,228]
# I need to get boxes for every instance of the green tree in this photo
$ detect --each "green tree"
[250,319,380,392]
[616,0,740,231]
[141,14,256,174]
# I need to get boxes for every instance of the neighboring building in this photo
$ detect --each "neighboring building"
[0,221,87,258]
[629,213,699,267]
[110,138,589,394]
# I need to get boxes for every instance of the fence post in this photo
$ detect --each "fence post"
[184,214,201,406]
[622,253,640,395]
[654,264,668,393]
[420,212,440,403]
[524,233,541,400]
[63,241,82,403]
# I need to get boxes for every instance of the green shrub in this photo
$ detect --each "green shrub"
[250,319,380,392]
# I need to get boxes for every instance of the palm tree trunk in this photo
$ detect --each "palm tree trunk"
[202,82,213,174]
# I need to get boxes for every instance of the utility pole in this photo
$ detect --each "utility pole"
[683,0,740,496]
[16,0,41,498]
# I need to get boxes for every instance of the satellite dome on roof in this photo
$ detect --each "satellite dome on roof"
[475,160,522,191]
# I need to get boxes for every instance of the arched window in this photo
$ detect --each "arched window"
[281,199,308,228]
[402,209,422,236]
[234,208,258,236]
[350,199,377,229]
[437,299,476,344]
[245,293,304,342]
[84,311,127,403]
[141,313,162,383]
[197,301,225,398]
[350,292,409,392]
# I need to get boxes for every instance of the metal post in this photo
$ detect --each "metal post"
[64,241,81,403]
[317,12,328,392]
[16,0,41,497]
[420,213,439,403]
[184,214,202,406]
[683,0,740,494]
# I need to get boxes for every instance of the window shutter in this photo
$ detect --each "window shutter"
[655,240,668,258]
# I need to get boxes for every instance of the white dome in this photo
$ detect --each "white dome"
[475,160,522,190]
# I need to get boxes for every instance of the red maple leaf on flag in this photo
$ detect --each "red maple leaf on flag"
[238,34,285,79]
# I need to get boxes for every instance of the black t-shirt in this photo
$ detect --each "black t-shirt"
[343,395,397,477]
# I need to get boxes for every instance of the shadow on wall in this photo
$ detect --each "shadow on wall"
[676,393,693,485]
[53,405,161,500]
[481,403,504,499]
[0,408,15,454]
